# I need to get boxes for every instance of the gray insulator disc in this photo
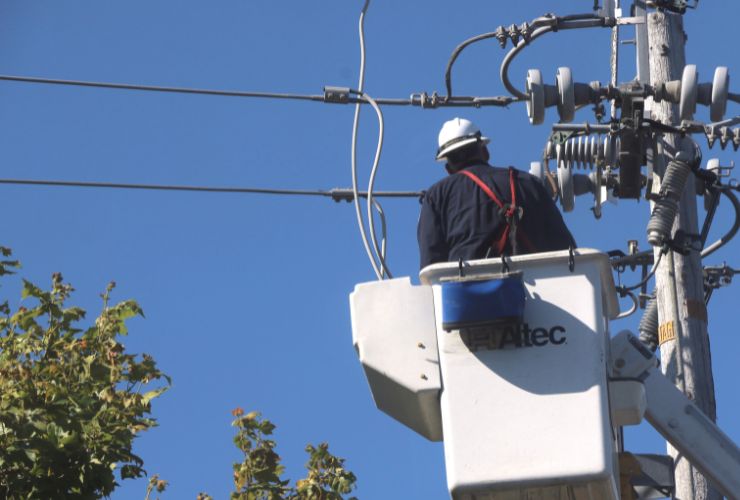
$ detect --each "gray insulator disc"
[557,147,575,212]
[556,67,575,123]
[526,69,545,125]
[711,66,729,122]
[679,64,698,121]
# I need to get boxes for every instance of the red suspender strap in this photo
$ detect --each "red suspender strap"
[458,169,510,254]
[458,170,504,209]
[506,168,536,252]
[508,167,516,213]
[457,167,536,255]
[506,167,537,252]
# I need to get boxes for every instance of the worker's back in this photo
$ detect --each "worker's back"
[418,163,575,268]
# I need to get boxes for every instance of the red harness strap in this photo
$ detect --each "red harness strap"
[458,167,534,255]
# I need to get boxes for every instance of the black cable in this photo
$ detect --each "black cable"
[444,13,568,98]
[444,31,502,98]
[0,74,326,102]
[0,74,515,108]
[701,188,740,258]
[0,178,422,200]
[617,250,664,294]
[499,16,609,100]
[500,26,553,100]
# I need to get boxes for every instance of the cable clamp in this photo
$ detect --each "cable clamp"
[665,230,702,255]
[494,26,508,48]
[328,188,354,203]
[410,92,429,108]
[323,86,351,104]
[645,191,667,202]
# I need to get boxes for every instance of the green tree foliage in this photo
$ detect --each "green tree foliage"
[145,474,169,500]
[0,248,170,498]
[0,248,356,498]
[229,409,358,500]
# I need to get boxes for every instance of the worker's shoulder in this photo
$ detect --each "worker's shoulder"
[473,164,540,185]
[424,164,540,198]
[475,165,549,201]
[424,170,463,195]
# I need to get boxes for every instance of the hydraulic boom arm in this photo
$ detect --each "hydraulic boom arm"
[610,331,740,499]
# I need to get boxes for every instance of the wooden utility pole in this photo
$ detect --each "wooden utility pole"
[647,11,720,500]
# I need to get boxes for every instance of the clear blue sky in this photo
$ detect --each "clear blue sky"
[0,1,737,498]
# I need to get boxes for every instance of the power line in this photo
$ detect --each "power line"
[0,74,513,108]
[0,74,325,102]
[0,178,422,201]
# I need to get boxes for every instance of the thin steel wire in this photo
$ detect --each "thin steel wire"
[0,178,421,199]
[0,74,325,102]
[0,74,520,109]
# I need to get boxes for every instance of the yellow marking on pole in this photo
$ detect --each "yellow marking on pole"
[659,321,676,345]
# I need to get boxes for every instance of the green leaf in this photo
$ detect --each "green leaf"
[21,279,43,300]
[142,387,168,405]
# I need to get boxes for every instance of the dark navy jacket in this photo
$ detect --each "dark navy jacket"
[417,164,575,269]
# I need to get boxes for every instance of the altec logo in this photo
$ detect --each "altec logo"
[461,323,567,352]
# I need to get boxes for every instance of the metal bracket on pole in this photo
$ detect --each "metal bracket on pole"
[600,0,617,18]
[633,0,650,85]
[617,16,646,25]
[610,331,740,499]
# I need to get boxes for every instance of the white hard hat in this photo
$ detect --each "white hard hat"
[436,117,490,162]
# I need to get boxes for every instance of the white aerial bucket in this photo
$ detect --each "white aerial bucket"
[350,249,623,499]
[420,249,620,499]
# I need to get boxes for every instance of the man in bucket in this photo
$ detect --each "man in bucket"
[418,117,575,268]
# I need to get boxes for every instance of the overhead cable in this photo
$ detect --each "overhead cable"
[701,188,740,258]
[499,26,554,100]
[352,1,391,279]
[614,290,638,320]
[444,31,507,98]
[0,178,422,201]
[0,74,511,109]
[617,250,665,294]
[0,74,325,102]
[445,13,610,99]
[498,14,613,100]
[359,90,391,279]
[351,0,392,280]
[351,0,380,279]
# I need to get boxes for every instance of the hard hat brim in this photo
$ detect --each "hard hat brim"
[435,136,490,162]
